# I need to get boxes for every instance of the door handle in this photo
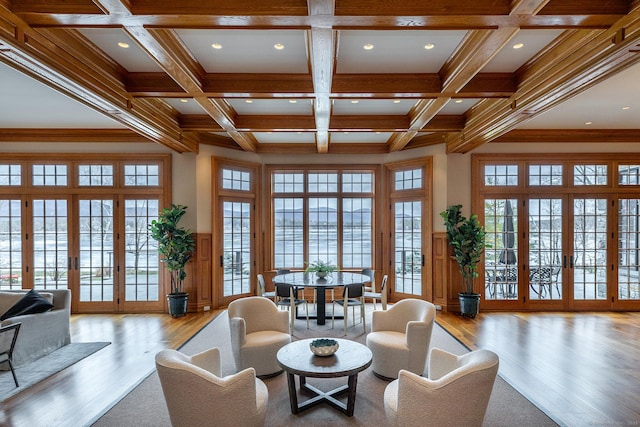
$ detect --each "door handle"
[569,255,574,268]
[220,255,224,267]
[563,255,567,268]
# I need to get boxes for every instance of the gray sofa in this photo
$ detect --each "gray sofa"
[0,289,71,368]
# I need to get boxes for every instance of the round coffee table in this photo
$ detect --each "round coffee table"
[276,338,372,417]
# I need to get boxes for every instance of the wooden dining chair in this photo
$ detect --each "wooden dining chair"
[332,282,365,336]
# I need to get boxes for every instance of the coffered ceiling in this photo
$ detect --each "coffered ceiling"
[0,1,639,154]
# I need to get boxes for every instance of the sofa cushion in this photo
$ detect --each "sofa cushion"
[0,289,55,320]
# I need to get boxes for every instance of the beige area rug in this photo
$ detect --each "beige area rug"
[94,304,558,426]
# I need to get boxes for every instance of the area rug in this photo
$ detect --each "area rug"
[0,342,110,402]
[94,304,557,426]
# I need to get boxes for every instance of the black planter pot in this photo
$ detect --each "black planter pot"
[459,292,481,318]
[167,292,189,318]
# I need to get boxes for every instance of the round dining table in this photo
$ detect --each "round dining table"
[273,271,370,325]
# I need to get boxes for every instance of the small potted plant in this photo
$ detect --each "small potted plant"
[305,260,338,279]
[441,204,488,318]
[149,204,196,317]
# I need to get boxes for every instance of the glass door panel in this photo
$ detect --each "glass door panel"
[484,199,518,300]
[33,199,69,290]
[393,201,422,296]
[618,199,640,301]
[528,198,563,301]
[78,199,114,303]
[572,198,608,301]
[222,200,252,299]
[0,200,22,290]
[123,199,161,309]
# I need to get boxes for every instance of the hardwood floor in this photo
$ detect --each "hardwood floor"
[437,310,640,426]
[1,308,639,427]
[0,310,221,427]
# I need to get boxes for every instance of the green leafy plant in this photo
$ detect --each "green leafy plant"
[440,204,488,295]
[148,204,196,295]
[305,260,338,274]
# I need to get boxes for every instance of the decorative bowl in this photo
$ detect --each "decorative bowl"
[310,338,339,356]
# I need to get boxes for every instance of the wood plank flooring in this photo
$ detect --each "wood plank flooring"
[1,308,639,426]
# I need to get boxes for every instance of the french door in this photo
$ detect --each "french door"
[218,198,254,306]
[483,195,613,310]
[386,159,432,302]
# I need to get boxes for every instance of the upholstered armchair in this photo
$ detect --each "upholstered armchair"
[155,348,268,427]
[383,348,499,427]
[365,298,436,379]
[228,296,291,377]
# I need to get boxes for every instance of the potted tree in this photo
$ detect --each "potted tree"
[441,204,488,318]
[149,204,196,317]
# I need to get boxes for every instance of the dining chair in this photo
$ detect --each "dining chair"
[256,274,276,302]
[364,274,388,310]
[275,283,309,335]
[332,282,365,336]
[0,322,22,387]
[361,268,377,308]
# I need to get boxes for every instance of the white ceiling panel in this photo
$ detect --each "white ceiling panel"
[78,29,163,72]
[175,29,309,73]
[336,30,467,74]
[0,62,125,129]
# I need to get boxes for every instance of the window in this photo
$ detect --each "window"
[269,168,375,270]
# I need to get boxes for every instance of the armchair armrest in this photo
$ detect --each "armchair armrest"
[273,309,290,334]
[229,317,247,349]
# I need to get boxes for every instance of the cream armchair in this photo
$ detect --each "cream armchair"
[365,298,436,379]
[383,348,499,427]
[155,348,269,427]
[228,296,291,377]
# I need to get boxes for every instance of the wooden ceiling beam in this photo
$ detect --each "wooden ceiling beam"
[126,72,516,98]
[447,6,640,153]
[307,0,335,154]
[0,13,198,152]
[123,26,260,151]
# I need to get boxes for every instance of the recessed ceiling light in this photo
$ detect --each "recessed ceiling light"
[363,44,374,50]
[393,100,401,104]
[375,132,381,135]
[585,121,592,125]
[211,43,222,49]
[180,99,188,103]
[622,106,631,110]
[424,43,435,50]
[297,131,302,135]
[118,42,129,49]
[344,132,350,134]
[455,99,463,104]
[289,100,297,104]
[274,43,285,50]
[351,100,359,104]
[513,43,524,49]
[245,100,253,104]
[267,131,272,134]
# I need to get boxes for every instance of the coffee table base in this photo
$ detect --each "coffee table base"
[286,373,359,416]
